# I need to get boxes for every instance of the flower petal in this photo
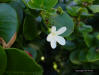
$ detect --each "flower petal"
[55,36,66,45]
[51,26,56,32]
[51,40,57,49]
[47,34,53,42]
[56,26,67,35]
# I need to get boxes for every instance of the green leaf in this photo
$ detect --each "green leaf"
[23,15,40,40]
[89,5,99,13]
[80,8,91,17]
[78,50,88,62]
[9,1,24,24]
[66,6,80,16]
[42,9,74,37]
[22,0,58,10]
[0,46,7,75]
[78,22,93,33]
[74,0,94,4]
[70,49,89,64]
[0,3,18,43]
[4,48,43,75]
[96,32,99,40]
[70,50,81,64]
[86,48,99,62]
[82,33,93,47]
[66,6,92,17]
[10,0,25,8]
[43,0,58,10]
[78,22,93,47]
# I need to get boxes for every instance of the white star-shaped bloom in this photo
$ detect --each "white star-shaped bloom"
[47,26,67,49]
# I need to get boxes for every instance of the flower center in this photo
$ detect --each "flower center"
[52,32,57,36]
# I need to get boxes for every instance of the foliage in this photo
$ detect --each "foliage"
[0,0,99,75]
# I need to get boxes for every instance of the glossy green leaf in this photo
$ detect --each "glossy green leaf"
[22,0,58,10]
[80,8,92,17]
[4,48,43,75]
[9,1,24,24]
[0,46,7,75]
[74,0,94,4]
[0,3,18,43]
[96,33,99,40]
[43,0,58,10]
[66,6,80,16]
[70,50,81,64]
[89,5,99,13]
[11,0,25,8]
[78,22,93,33]
[53,12,74,37]
[70,50,89,64]
[80,25,93,32]
[82,33,93,47]
[87,48,99,62]
[42,10,74,37]
[78,50,88,62]
[78,22,93,47]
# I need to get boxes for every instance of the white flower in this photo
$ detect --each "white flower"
[47,26,67,49]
